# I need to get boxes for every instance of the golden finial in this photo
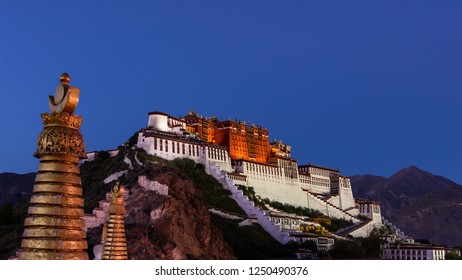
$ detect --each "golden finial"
[59,72,71,86]
[112,181,124,197]
[49,72,80,114]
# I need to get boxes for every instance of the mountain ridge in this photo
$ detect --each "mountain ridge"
[351,165,462,246]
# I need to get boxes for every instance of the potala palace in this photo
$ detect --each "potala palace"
[131,111,383,237]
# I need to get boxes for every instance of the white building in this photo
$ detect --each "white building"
[289,232,335,252]
[132,111,383,237]
[137,111,232,172]
[355,198,383,226]
[382,243,446,260]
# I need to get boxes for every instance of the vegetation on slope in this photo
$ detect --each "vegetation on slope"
[80,149,129,213]
[236,185,354,233]
[211,214,294,259]
[79,147,289,259]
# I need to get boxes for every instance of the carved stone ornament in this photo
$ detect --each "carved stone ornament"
[41,112,83,129]
[34,113,86,159]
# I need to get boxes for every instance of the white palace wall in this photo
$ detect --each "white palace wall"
[136,111,377,230]
[137,131,232,173]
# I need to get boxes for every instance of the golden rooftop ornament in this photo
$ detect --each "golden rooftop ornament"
[17,73,89,260]
[102,181,128,260]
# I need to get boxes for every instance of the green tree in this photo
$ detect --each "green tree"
[329,239,366,259]
[361,235,383,259]
[445,252,461,260]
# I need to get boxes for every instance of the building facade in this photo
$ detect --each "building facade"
[382,243,446,260]
[134,111,383,236]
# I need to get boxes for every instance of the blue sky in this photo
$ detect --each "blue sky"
[0,1,461,183]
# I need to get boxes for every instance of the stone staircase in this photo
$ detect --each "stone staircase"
[206,162,382,240]
[335,219,373,237]
[305,191,360,223]
[84,191,129,229]
[315,193,359,221]
[207,163,293,244]
[382,217,408,239]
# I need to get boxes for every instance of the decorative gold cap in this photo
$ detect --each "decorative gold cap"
[49,72,80,114]
[59,72,71,86]
[108,182,126,215]
[41,112,83,129]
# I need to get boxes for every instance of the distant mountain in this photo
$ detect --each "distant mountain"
[351,166,462,246]
[0,173,35,207]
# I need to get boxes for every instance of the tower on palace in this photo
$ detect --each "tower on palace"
[184,112,271,163]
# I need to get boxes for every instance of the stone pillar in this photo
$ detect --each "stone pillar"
[18,73,89,260]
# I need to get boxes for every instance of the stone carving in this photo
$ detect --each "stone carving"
[41,112,83,128]
[34,124,86,158]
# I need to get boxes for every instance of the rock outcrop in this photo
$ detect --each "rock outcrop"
[123,171,235,259]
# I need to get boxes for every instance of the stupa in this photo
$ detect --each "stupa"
[102,181,128,260]
[18,73,89,260]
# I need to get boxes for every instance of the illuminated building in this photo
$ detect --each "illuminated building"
[134,110,384,237]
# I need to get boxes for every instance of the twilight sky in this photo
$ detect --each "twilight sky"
[0,1,461,183]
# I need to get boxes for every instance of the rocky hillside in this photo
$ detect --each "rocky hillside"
[351,166,462,246]
[83,148,293,259]
[0,147,291,259]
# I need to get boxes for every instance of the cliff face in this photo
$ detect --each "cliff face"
[124,171,235,259]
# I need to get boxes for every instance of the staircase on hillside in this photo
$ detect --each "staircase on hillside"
[84,191,129,229]
[314,193,358,221]
[335,219,373,237]
[382,217,408,239]
[207,163,293,244]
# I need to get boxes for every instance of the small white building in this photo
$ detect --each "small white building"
[382,243,446,260]
[355,198,383,225]
[289,232,335,252]
[269,211,306,231]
